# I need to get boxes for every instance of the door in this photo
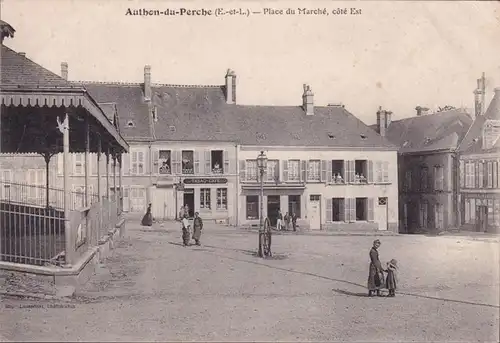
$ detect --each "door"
[122,187,130,212]
[267,195,280,227]
[477,206,488,232]
[153,187,173,220]
[376,197,388,231]
[309,195,321,230]
[183,188,195,218]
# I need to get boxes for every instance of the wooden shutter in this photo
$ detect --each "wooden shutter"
[493,161,498,189]
[223,150,229,175]
[459,160,465,188]
[275,160,280,182]
[301,160,307,182]
[326,198,332,222]
[327,160,332,183]
[475,162,479,188]
[350,198,356,222]
[204,150,211,174]
[367,160,374,183]
[152,149,159,175]
[57,153,64,176]
[367,198,374,221]
[344,160,351,183]
[122,153,129,176]
[239,160,246,181]
[344,198,351,222]
[383,161,389,182]
[487,162,493,188]
[282,160,289,182]
[339,199,345,222]
[194,151,200,174]
[321,160,327,182]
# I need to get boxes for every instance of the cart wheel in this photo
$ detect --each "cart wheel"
[263,217,272,257]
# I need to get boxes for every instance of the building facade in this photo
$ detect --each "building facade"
[378,106,473,233]
[459,84,500,233]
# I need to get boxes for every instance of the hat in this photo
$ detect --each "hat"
[389,259,398,266]
[373,239,381,245]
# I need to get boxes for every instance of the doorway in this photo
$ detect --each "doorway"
[309,195,321,230]
[183,188,195,218]
[476,205,488,233]
[267,195,280,227]
[376,197,388,230]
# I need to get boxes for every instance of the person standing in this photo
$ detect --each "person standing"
[367,239,384,297]
[192,212,203,246]
[181,214,191,246]
[385,259,399,297]
[291,212,298,232]
[284,212,290,231]
[141,203,153,226]
[276,209,283,231]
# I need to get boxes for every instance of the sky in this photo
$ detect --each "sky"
[1,0,499,124]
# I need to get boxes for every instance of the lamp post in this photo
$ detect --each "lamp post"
[257,150,268,257]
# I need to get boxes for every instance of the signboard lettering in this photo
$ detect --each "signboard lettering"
[183,178,227,185]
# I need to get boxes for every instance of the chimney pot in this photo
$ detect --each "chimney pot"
[376,107,391,137]
[144,65,151,101]
[302,84,314,115]
[61,62,68,80]
[19,52,25,57]
[225,69,236,104]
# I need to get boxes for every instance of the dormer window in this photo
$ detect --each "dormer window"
[126,120,135,128]
[169,125,176,132]
[424,137,431,144]
[360,134,367,139]
[327,133,335,139]
[482,120,500,150]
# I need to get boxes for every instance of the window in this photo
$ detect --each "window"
[308,160,320,181]
[0,170,12,200]
[354,160,367,183]
[216,188,227,210]
[74,154,84,175]
[130,187,146,212]
[246,195,259,219]
[246,160,258,181]
[332,198,345,222]
[405,170,412,191]
[159,150,171,174]
[478,162,484,188]
[267,160,279,182]
[465,162,475,188]
[332,160,345,184]
[355,197,367,221]
[211,150,224,174]
[200,188,211,209]
[487,162,493,188]
[181,150,194,174]
[131,150,145,175]
[288,195,301,218]
[435,203,444,230]
[464,198,476,224]
[288,160,300,181]
[419,202,428,228]
[420,166,429,191]
[434,166,444,191]
[375,161,390,183]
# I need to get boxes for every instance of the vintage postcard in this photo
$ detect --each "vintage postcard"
[0,0,499,341]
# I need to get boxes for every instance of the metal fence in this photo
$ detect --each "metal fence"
[0,181,99,266]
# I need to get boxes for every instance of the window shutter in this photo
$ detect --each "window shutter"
[344,160,350,183]
[90,154,97,176]
[487,162,493,188]
[203,150,210,174]
[367,198,374,221]
[152,149,159,175]
[223,150,230,175]
[493,161,498,189]
[321,160,327,182]
[351,198,357,222]
[282,160,289,182]
[275,160,280,182]
[239,160,247,181]
[138,151,145,175]
[122,153,129,176]
[344,198,351,222]
[383,161,389,182]
[326,198,332,222]
[459,160,465,188]
[327,161,332,184]
[57,153,64,176]
[475,162,479,188]
[301,160,308,182]
[367,160,374,183]
[194,151,200,174]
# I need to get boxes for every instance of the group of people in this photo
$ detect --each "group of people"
[276,210,298,231]
[367,239,398,297]
[181,211,203,246]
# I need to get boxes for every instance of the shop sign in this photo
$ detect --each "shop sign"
[183,178,227,185]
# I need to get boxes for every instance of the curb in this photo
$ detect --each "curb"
[238,228,399,237]
[0,290,73,302]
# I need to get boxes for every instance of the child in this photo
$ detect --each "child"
[181,214,191,246]
[385,259,398,297]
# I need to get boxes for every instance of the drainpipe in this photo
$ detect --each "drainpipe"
[452,150,461,232]
[148,142,152,207]
[235,143,239,227]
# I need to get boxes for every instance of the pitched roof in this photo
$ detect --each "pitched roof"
[459,89,500,154]
[383,109,473,153]
[79,82,152,140]
[150,85,397,148]
[0,45,71,87]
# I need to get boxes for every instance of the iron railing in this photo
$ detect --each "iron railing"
[0,181,100,266]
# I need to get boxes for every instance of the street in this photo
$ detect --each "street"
[1,219,499,342]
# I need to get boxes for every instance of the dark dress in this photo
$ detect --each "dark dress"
[292,215,297,231]
[141,205,153,226]
[192,217,203,243]
[385,265,398,291]
[367,247,384,291]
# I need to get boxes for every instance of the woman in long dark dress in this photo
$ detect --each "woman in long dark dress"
[141,203,153,227]
[367,239,384,297]
[192,212,203,246]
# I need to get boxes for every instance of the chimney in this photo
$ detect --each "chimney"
[225,69,236,104]
[18,52,26,57]
[302,84,314,115]
[144,65,152,101]
[474,72,486,117]
[60,62,68,80]
[415,106,430,116]
[376,106,392,137]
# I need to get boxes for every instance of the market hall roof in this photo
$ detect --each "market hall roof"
[0,43,128,154]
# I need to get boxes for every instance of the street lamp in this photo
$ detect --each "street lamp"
[257,150,268,257]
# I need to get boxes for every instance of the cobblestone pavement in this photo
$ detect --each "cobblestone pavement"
[0,219,499,342]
